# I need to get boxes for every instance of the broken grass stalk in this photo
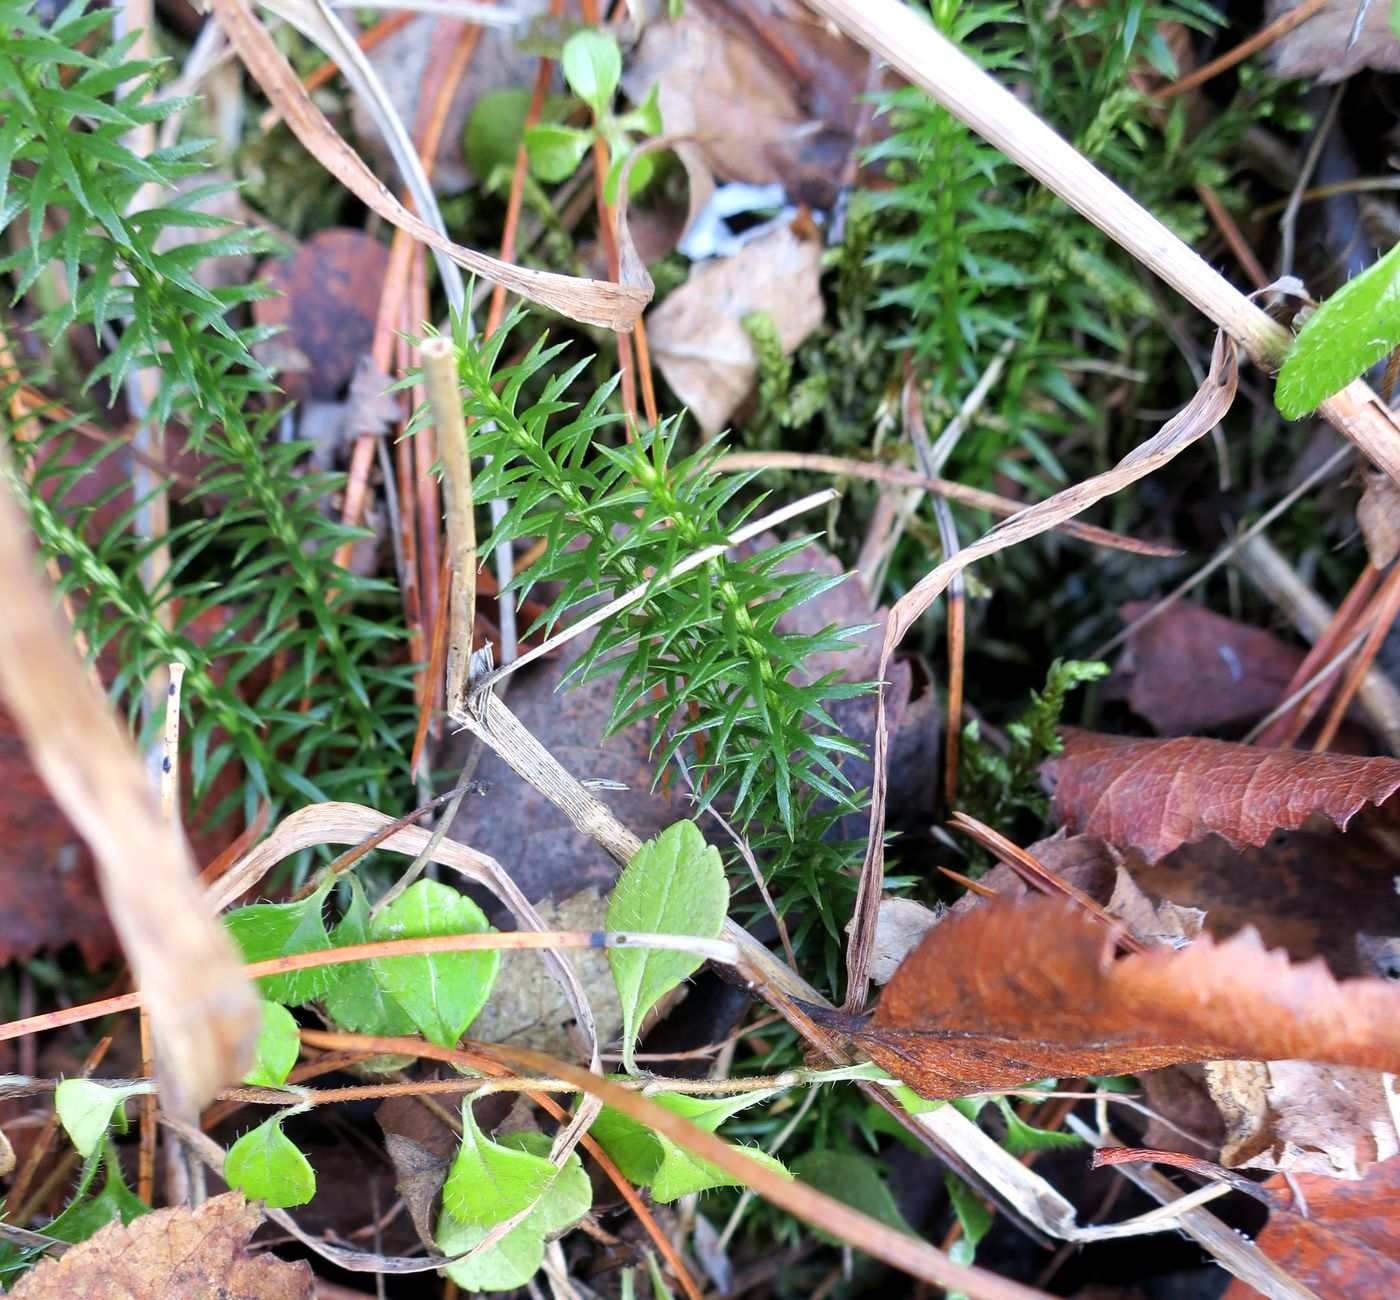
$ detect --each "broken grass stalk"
[422,336,476,714]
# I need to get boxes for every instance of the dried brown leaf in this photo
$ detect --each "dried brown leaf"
[620,6,872,209]
[1222,1159,1400,1298]
[1109,601,1307,735]
[1205,1059,1400,1178]
[1130,800,1400,980]
[834,894,1400,1099]
[646,221,824,437]
[1045,730,1400,863]
[1357,467,1400,569]
[210,0,649,331]
[1265,0,1400,82]
[10,1193,313,1299]
[253,230,389,402]
[0,705,118,967]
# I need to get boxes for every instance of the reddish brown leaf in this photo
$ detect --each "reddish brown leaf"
[1223,1161,1400,1299]
[0,705,118,967]
[10,1193,313,1298]
[1109,601,1306,735]
[254,229,389,403]
[827,894,1400,1100]
[1045,730,1400,863]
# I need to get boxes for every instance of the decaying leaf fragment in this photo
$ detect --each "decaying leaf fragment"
[646,220,824,437]
[1046,729,1400,863]
[824,895,1400,1100]
[10,1192,313,1299]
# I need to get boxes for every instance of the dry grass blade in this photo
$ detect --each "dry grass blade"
[716,452,1179,556]
[210,0,649,330]
[0,467,258,1111]
[473,1041,1054,1300]
[843,332,1240,1011]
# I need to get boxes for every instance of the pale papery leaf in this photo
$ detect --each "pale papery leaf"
[823,894,1400,1100]
[1045,729,1400,863]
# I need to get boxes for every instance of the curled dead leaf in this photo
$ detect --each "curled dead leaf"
[1045,730,1400,863]
[816,894,1400,1100]
[1357,467,1400,569]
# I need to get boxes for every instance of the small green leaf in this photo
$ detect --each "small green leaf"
[603,145,656,205]
[223,882,334,1006]
[322,876,416,1039]
[524,123,594,183]
[945,1171,993,1253]
[369,880,500,1047]
[47,1145,150,1244]
[243,1000,300,1087]
[588,1090,790,1203]
[465,87,531,184]
[55,1079,151,1158]
[615,82,662,136]
[443,1102,555,1224]
[436,1128,591,1292]
[994,1097,1085,1155]
[792,1151,916,1244]
[224,1115,316,1208]
[561,28,621,115]
[1276,241,1400,419]
[607,820,728,1072]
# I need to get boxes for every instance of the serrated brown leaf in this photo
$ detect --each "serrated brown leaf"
[831,895,1400,1100]
[10,1193,313,1299]
[1045,730,1400,863]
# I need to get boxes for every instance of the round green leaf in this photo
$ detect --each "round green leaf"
[561,28,621,115]
[369,879,500,1047]
[224,1116,316,1209]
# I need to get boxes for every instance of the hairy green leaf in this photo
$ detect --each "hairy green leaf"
[223,882,334,1006]
[369,880,500,1047]
[224,1115,316,1208]
[607,820,728,1073]
[55,1079,152,1159]
[437,1120,591,1292]
[587,1090,791,1203]
[243,1000,301,1088]
[1276,242,1400,419]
